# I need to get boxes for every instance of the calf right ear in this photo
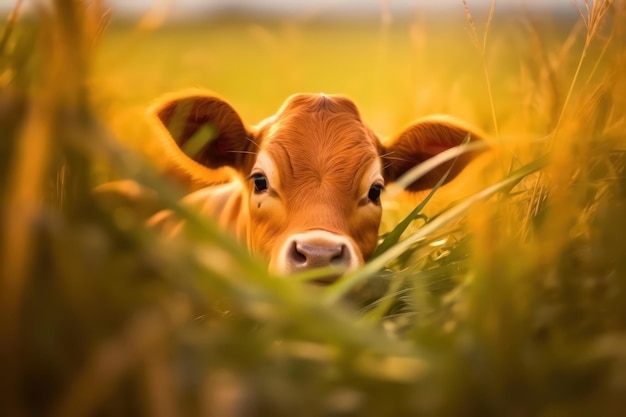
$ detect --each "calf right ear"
[382,116,483,192]
[149,92,255,171]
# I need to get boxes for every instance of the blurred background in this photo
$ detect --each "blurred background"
[69,0,581,200]
[0,0,574,17]
[2,1,625,416]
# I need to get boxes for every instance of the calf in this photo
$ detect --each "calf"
[147,91,482,281]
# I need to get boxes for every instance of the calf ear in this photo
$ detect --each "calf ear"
[381,117,483,192]
[149,93,254,171]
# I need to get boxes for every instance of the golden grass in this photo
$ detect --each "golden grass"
[1,0,626,415]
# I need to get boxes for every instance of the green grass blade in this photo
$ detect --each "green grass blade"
[373,156,458,259]
[374,135,479,258]
[323,154,549,305]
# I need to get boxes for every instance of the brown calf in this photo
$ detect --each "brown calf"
[147,91,482,281]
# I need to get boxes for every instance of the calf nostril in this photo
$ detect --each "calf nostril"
[330,245,347,266]
[291,241,307,265]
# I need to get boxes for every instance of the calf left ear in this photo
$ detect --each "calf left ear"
[149,93,254,171]
[381,117,483,192]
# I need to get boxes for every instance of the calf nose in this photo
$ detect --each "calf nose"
[290,242,349,269]
[273,230,360,282]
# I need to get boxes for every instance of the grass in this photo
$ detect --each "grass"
[1,0,626,416]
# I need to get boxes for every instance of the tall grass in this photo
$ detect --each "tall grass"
[1,0,626,416]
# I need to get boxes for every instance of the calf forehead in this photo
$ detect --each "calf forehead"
[261,94,380,200]
[277,93,361,115]
[269,93,365,135]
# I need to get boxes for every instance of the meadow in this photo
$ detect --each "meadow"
[1,0,625,416]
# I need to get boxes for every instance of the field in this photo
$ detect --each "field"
[1,1,626,416]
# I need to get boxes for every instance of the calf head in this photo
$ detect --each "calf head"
[151,92,482,280]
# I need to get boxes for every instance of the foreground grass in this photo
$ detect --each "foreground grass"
[1,1,626,416]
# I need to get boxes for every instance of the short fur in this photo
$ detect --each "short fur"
[147,91,483,272]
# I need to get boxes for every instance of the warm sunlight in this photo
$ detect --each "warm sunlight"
[1,0,624,416]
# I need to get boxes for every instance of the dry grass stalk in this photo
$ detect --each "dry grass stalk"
[462,0,499,137]
[523,0,616,241]
[553,0,615,140]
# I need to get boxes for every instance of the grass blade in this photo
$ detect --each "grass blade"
[373,153,459,258]
[324,154,548,305]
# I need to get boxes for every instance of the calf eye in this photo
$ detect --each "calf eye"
[253,175,268,193]
[368,184,383,204]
